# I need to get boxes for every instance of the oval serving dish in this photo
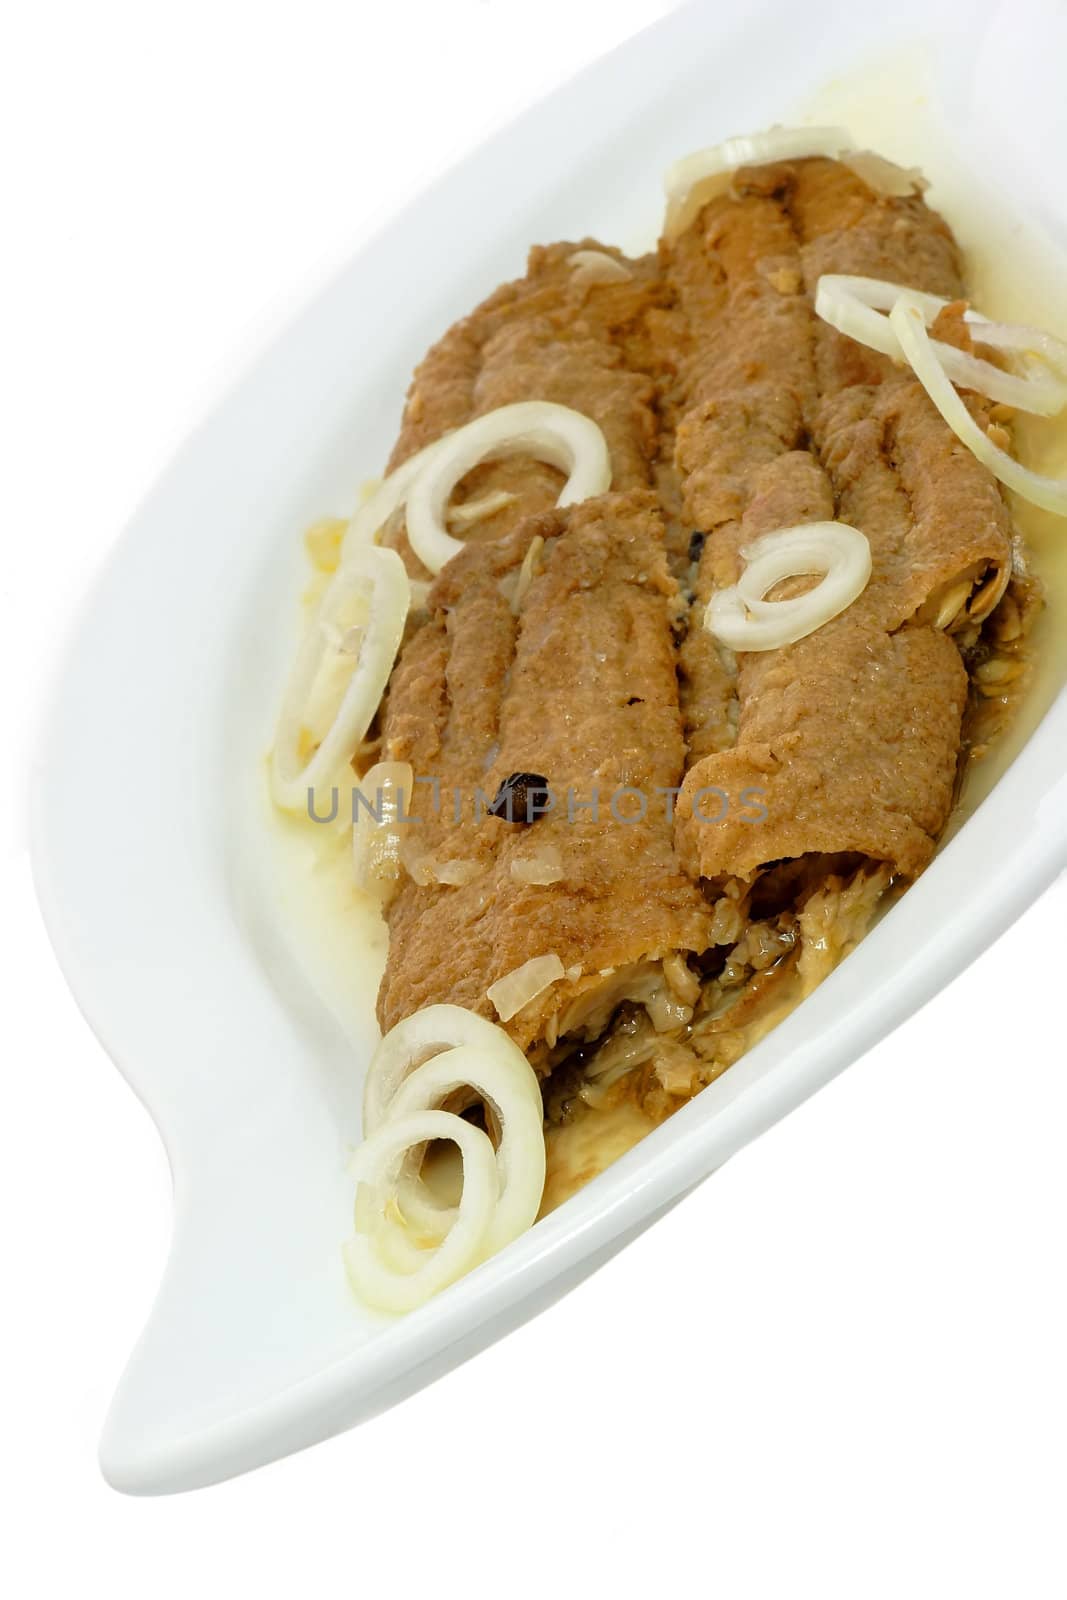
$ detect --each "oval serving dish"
[32,0,1067,1493]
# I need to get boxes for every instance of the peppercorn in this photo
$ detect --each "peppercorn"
[487,771,551,823]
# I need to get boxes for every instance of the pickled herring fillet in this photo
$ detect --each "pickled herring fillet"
[376,490,711,1053]
[378,242,670,575]
[662,157,1012,882]
[674,617,966,884]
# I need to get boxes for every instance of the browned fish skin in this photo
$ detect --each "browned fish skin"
[380,242,670,575]
[666,157,1014,884]
[376,490,711,1050]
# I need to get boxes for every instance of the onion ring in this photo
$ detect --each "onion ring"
[889,297,1067,517]
[386,1043,546,1251]
[362,1002,536,1135]
[705,522,872,651]
[815,274,1067,416]
[404,401,612,575]
[271,544,409,811]
[343,1110,497,1313]
[664,125,854,242]
[340,434,451,562]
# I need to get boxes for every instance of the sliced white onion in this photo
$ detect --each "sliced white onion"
[816,275,1067,415]
[362,1002,534,1134]
[486,952,567,1023]
[567,249,634,287]
[340,434,451,562]
[386,1043,546,1251]
[347,1004,548,1312]
[889,297,1067,518]
[342,404,610,578]
[405,402,612,575]
[271,545,410,811]
[343,1110,497,1313]
[705,522,872,652]
[664,125,855,242]
[351,760,413,905]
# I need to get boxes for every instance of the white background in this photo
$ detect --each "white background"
[3,1,1065,1595]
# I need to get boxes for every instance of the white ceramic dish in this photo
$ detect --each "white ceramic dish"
[32,0,1067,1494]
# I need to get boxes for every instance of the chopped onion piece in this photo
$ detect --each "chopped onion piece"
[405,402,612,575]
[363,1003,534,1134]
[889,298,1067,517]
[510,534,545,615]
[446,489,517,528]
[664,125,854,241]
[567,249,634,287]
[815,275,1067,415]
[343,1110,497,1313]
[351,761,412,905]
[705,522,872,652]
[271,545,410,811]
[386,1043,545,1251]
[510,844,563,885]
[487,952,566,1022]
[432,858,482,886]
